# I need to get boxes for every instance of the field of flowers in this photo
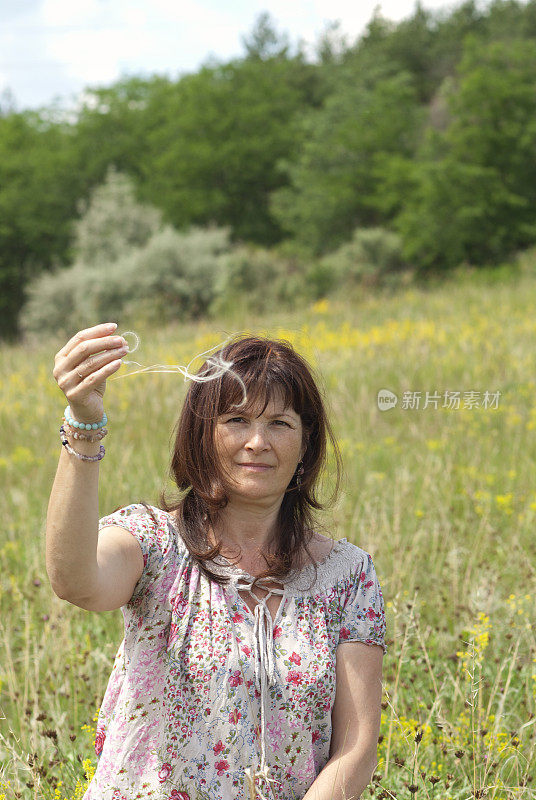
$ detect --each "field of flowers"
[0,262,535,798]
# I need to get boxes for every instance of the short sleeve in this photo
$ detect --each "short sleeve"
[338,552,387,655]
[98,503,166,606]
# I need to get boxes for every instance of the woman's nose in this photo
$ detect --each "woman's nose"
[245,427,270,449]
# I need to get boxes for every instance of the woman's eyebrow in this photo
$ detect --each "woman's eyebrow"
[223,410,296,418]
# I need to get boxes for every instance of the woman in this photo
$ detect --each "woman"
[46,323,387,800]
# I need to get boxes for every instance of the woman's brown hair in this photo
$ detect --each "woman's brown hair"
[140,334,343,590]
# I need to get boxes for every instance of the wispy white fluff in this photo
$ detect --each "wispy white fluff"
[109,330,247,407]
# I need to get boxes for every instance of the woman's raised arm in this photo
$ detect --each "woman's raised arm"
[45,322,128,602]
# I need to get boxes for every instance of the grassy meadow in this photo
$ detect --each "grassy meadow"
[0,259,535,799]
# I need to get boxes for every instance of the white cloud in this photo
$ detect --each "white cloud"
[40,0,138,82]
[37,0,245,84]
[41,0,111,27]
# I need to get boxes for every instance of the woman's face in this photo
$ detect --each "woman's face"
[214,389,306,507]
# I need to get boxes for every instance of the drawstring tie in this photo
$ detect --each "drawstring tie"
[234,576,286,800]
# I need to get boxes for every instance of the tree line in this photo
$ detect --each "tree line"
[2,1,536,340]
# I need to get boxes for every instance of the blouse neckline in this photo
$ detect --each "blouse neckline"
[210,536,349,585]
[165,510,351,591]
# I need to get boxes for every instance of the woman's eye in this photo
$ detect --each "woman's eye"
[273,420,290,426]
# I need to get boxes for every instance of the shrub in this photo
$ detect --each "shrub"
[303,260,339,300]
[73,166,163,266]
[19,261,86,342]
[20,224,234,336]
[208,244,306,318]
[319,226,409,289]
[115,224,232,323]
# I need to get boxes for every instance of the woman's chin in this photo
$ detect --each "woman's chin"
[227,484,286,504]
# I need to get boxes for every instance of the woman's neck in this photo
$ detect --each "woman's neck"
[208,505,280,557]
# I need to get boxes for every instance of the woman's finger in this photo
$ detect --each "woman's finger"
[54,332,125,380]
[65,358,123,401]
[55,323,117,361]
[55,345,126,388]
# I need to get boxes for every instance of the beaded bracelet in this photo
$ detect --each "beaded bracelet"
[64,405,107,430]
[60,425,105,462]
[62,417,108,441]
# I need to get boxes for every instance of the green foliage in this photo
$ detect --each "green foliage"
[122,224,232,323]
[302,260,339,301]
[0,111,82,340]
[240,11,292,60]
[70,75,172,191]
[348,2,439,103]
[270,68,424,256]
[20,261,85,341]
[142,55,321,246]
[20,223,234,336]
[392,36,536,272]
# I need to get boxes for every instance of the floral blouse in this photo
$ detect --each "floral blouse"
[83,503,387,800]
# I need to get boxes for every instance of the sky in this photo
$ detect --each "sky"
[1,0,483,111]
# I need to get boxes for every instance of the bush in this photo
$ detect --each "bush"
[20,224,234,336]
[19,168,240,335]
[73,166,163,266]
[116,224,232,323]
[208,244,307,318]
[319,226,409,289]
[303,260,339,300]
[19,261,86,342]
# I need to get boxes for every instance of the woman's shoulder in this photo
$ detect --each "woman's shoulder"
[118,502,174,533]
[104,503,181,554]
[294,531,337,569]
[312,531,336,556]
[297,530,372,572]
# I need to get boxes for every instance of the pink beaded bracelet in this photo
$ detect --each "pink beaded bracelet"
[60,425,106,462]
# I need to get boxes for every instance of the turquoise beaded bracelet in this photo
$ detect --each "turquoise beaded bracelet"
[64,405,107,430]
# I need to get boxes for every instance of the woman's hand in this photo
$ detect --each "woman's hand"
[52,323,128,423]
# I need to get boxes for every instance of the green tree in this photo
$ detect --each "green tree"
[142,53,320,246]
[392,35,536,272]
[241,11,291,60]
[0,111,81,340]
[270,66,424,256]
[351,1,438,103]
[70,75,172,201]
